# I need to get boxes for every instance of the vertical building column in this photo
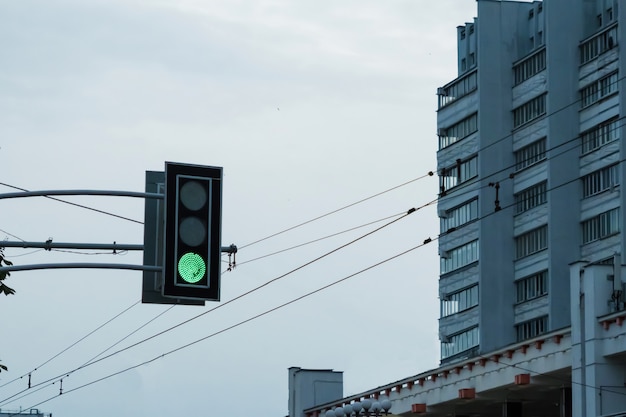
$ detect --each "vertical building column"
[571,263,626,417]
[560,387,572,417]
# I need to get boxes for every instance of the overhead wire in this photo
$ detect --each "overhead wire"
[1,305,176,407]
[237,173,434,250]
[0,201,432,407]
[0,300,140,393]
[7,223,440,415]
[0,182,143,225]
[235,210,409,267]
[3,54,624,413]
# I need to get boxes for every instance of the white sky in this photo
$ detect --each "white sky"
[0,1,477,416]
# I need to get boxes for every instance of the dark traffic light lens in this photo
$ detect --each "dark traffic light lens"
[180,180,208,211]
[177,252,207,283]
[179,216,206,246]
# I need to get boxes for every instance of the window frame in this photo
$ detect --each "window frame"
[581,164,619,198]
[581,116,619,154]
[440,284,479,317]
[439,156,478,195]
[438,113,478,149]
[441,326,479,359]
[515,225,548,259]
[441,198,479,232]
[513,93,547,128]
[515,270,548,303]
[515,137,546,171]
[580,71,618,108]
[581,207,620,244]
[514,181,547,215]
[516,316,548,341]
[440,240,479,275]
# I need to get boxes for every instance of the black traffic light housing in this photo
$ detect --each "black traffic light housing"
[162,162,222,301]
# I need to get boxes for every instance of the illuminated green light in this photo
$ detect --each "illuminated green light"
[177,252,206,284]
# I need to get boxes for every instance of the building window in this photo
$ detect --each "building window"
[581,116,619,154]
[461,58,467,72]
[441,198,478,232]
[441,326,479,359]
[513,93,546,128]
[580,25,618,64]
[441,285,479,317]
[439,156,478,194]
[580,71,618,108]
[582,207,620,244]
[438,113,478,149]
[582,164,619,198]
[515,225,547,259]
[460,28,466,40]
[515,181,547,214]
[513,48,546,85]
[516,270,548,303]
[515,138,546,171]
[516,316,547,341]
[437,70,477,108]
[441,240,479,274]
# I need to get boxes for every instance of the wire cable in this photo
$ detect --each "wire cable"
[0,202,429,406]
[0,300,140,392]
[7,229,439,415]
[236,210,409,267]
[238,173,434,250]
[1,305,176,407]
[0,182,143,225]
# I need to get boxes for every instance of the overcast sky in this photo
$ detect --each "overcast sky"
[0,1,477,416]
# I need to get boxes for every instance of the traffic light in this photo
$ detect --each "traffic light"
[162,162,222,301]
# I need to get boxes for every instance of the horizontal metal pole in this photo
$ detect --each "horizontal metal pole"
[1,241,237,253]
[0,190,164,200]
[0,263,163,273]
[0,241,143,251]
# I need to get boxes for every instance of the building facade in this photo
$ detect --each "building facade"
[295,1,626,416]
[436,0,624,364]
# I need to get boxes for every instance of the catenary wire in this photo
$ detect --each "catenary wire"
[11,237,626,415]
[0,300,140,392]
[8,230,439,415]
[0,112,619,404]
[236,210,409,267]
[4,60,624,412]
[1,146,597,403]
[0,204,426,406]
[1,305,176,407]
[0,182,143,225]
[3,156,616,408]
[238,173,433,250]
[0,229,26,242]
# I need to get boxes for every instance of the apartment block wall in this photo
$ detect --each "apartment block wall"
[436,0,624,364]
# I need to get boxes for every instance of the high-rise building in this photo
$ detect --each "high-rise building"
[299,1,626,416]
[436,0,622,364]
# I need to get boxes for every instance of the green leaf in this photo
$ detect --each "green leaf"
[0,283,15,296]
[3,259,12,266]
[0,364,7,372]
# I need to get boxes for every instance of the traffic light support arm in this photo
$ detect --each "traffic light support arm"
[0,263,162,273]
[0,190,164,200]
[0,240,236,253]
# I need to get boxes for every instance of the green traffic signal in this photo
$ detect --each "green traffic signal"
[177,252,207,283]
